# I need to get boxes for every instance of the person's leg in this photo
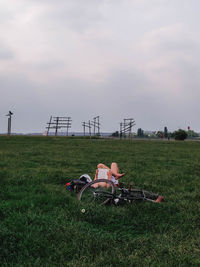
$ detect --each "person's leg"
[111,162,119,174]
[110,162,125,179]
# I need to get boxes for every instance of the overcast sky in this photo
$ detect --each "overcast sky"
[1,0,200,133]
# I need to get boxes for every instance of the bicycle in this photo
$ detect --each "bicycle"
[77,179,164,206]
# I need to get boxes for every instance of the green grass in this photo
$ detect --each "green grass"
[0,136,200,266]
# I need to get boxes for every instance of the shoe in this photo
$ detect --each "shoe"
[155,196,164,203]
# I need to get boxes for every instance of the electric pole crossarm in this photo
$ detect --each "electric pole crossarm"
[46,116,72,136]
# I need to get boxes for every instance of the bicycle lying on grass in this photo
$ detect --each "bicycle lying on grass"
[77,179,164,206]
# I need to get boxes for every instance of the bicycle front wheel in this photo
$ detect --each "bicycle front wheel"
[78,179,116,205]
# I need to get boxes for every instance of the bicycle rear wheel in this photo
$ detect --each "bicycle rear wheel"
[78,179,116,205]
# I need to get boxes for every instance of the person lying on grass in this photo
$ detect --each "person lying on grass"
[92,163,164,202]
[93,162,125,188]
[65,162,125,190]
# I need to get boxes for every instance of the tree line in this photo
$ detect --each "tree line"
[112,127,199,140]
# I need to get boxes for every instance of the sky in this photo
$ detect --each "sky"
[1,0,200,134]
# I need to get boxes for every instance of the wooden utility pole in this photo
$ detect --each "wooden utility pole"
[83,116,100,137]
[82,122,86,136]
[82,121,92,138]
[120,122,122,139]
[89,120,91,137]
[120,118,136,139]
[55,117,59,136]
[46,116,52,136]
[65,117,72,136]
[92,116,100,136]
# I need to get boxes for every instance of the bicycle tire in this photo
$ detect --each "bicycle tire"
[78,179,116,205]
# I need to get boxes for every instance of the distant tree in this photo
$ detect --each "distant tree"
[111,131,119,137]
[167,132,172,140]
[187,130,199,138]
[164,127,168,138]
[174,129,187,140]
[156,131,164,138]
[137,128,144,137]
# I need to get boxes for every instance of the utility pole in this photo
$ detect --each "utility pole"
[120,122,122,139]
[88,120,91,138]
[82,120,92,138]
[82,122,86,136]
[46,116,52,136]
[55,117,59,136]
[6,111,13,137]
[83,116,100,137]
[90,116,100,136]
[92,116,100,136]
[65,117,72,136]
[120,118,136,139]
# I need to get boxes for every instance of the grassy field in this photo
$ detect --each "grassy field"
[0,136,200,266]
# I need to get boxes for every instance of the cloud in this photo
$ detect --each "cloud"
[0,42,14,60]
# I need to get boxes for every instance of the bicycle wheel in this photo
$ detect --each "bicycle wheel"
[78,179,116,205]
